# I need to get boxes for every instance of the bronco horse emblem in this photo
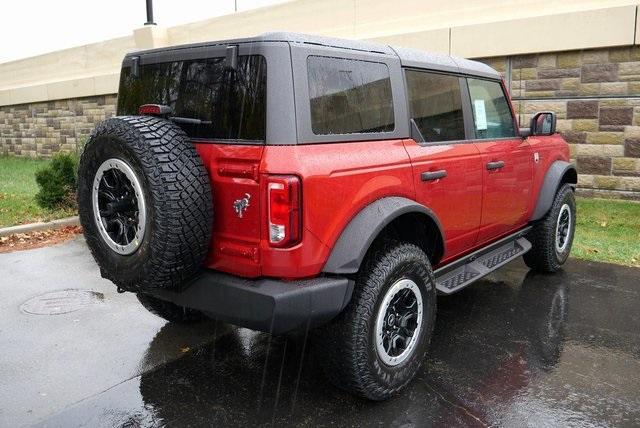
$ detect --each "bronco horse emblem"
[233,193,251,218]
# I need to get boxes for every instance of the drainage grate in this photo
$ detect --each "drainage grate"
[20,290,104,315]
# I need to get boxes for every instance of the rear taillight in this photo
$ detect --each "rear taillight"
[138,104,172,116]
[267,175,301,248]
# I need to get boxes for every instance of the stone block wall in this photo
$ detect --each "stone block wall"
[479,46,640,200]
[2,47,640,199]
[0,95,117,157]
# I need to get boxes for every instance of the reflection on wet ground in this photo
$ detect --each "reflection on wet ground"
[35,258,640,427]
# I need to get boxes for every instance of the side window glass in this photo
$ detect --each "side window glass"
[405,70,465,142]
[467,78,515,139]
[307,56,395,135]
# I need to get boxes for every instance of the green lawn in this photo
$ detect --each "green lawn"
[0,156,75,228]
[573,197,640,268]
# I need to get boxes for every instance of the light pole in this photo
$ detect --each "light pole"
[145,0,156,25]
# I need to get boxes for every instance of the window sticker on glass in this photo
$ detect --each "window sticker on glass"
[474,99,488,131]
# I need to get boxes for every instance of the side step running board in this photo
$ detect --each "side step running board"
[434,231,532,295]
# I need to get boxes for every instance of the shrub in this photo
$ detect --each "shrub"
[35,153,78,209]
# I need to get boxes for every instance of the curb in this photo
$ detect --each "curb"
[0,216,80,237]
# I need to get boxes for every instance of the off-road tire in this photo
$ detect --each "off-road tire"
[137,293,206,323]
[317,241,437,401]
[77,116,213,292]
[523,183,576,273]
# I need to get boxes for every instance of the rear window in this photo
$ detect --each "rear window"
[117,55,267,142]
[307,56,394,135]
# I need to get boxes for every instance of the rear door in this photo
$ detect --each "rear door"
[402,69,483,260]
[466,77,533,243]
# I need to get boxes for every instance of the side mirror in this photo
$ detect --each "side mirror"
[529,111,556,136]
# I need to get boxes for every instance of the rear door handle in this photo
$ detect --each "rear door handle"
[421,170,447,181]
[486,161,505,170]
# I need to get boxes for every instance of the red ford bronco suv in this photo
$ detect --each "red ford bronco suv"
[77,32,577,400]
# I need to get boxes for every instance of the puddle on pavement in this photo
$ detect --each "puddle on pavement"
[20,290,104,315]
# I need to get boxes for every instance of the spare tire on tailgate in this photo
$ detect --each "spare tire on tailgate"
[77,116,213,292]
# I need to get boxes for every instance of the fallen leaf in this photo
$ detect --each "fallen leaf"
[0,226,82,253]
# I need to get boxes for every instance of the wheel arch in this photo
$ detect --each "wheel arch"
[322,197,445,275]
[531,160,577,221]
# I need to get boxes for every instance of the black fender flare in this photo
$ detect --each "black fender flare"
[531,160,577,221]
[322,197,445,274]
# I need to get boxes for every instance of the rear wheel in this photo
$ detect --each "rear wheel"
[137,293,206,323]
[524,183,576,273]
[317,241,437,401]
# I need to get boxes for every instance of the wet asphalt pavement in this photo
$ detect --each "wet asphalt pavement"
[1,237,639,427]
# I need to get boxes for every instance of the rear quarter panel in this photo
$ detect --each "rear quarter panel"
[260,139,415,277]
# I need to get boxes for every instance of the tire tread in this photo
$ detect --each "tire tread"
[318,241,436,400]
[524,183,575,273]
[78,116,213,291]
[137,293,205,323]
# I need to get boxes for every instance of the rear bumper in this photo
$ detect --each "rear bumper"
[150,270,354,335]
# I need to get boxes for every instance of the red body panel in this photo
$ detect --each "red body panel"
[195,143,265,277]
[475,138,533,244]
[196,132,570,280]
[196,139,415,279]
[525,133,572,216]
[402,139,483,261]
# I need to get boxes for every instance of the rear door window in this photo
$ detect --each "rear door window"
[307,56,395,135]
[405,70,465,142]
[466,78,515,139]
[117,55,267,142]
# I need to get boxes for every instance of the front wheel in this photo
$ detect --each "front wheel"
[524,183,576,273]
[317,241,437,400]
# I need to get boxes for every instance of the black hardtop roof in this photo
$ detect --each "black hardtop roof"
[128,31,500,80]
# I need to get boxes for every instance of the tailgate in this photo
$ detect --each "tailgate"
[195,143,265,277]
